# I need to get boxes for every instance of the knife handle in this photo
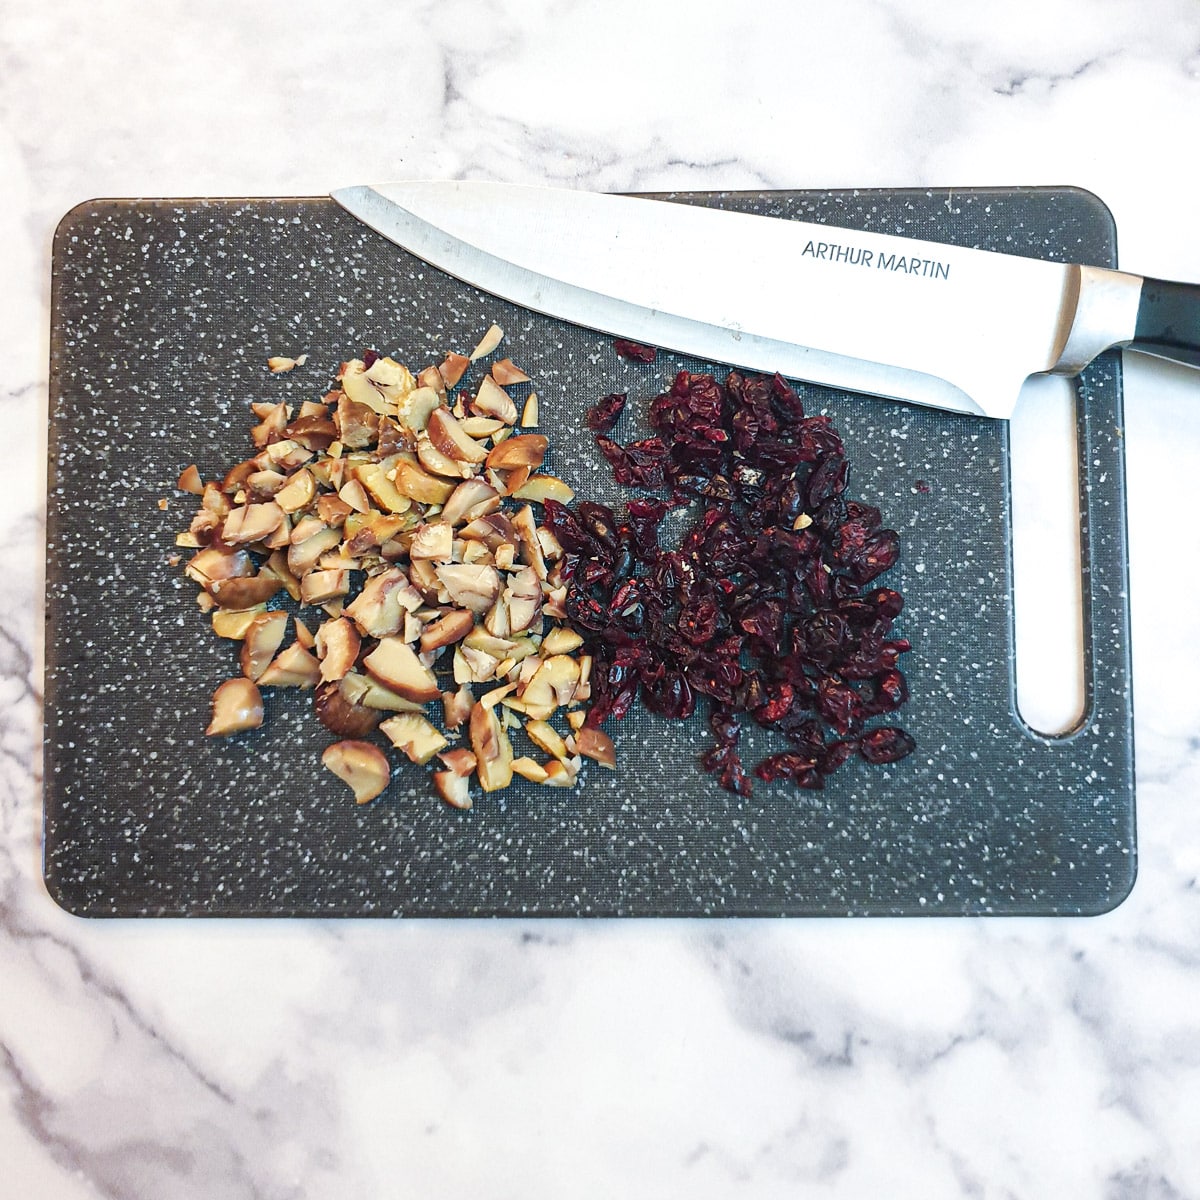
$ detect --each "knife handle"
[1130,277,1200,369]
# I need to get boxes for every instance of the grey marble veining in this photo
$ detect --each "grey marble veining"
[4,0,1200,1196]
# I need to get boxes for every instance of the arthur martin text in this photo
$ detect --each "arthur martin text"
[801,239,951,280]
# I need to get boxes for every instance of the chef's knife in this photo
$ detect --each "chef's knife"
[332,180,1200,419]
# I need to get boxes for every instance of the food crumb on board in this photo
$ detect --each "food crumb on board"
[268,354,309,373]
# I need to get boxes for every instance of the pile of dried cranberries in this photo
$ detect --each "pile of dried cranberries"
[549,350,915,795]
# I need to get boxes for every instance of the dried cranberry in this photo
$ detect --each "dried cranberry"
[625,496,669,543]
[795,415,845,461]
[608,686,639,721]
[576,501,620,551]
[603,582,641,634]
[753,752,823,790]
[858,531,900,582]
[819,740,857,775]
[737,599,785,652]
[804,557,832,606]
[564,590,607,632]
[721,757,752,796]
[678,596,721,646]
[733,670,768,713]
[586,392,628,432]
[798,611,850,669]
[613,339,657,363]
[807,455,848,508]
[746,437,809,472]
[650,373,727,449]
[642,668,695,719]
[769,373,806,421]
[816,675,861,736]
[556,363,913,793]
[627,447,675,490]
[596,435,670,488]
[701,743,752,796]
[868,588,905,621]
[753,681,795,725]
[776,714,826,753]
[814,495,849,535]
[838,647,898,680]
[866,669,908,714]
[831,518,873,564]
[772,475,807,524]
[709,705,741,747]
[731,463,768,505]
[542,498,592,554]
[688,658,743,704]
[595,433,628,472]
[793,763,824,790]
[860,727,917,764]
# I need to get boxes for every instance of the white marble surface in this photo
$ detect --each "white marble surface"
[5,1,1200,1196]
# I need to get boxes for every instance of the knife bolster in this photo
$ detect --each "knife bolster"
[1051,265,1143,376]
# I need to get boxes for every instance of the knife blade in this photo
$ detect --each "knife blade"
[331,180,1200,418]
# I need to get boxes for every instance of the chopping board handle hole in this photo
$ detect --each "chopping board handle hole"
[1008,375,1088,736]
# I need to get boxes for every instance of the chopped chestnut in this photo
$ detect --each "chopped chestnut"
[258,641,322,688]
[437,747,478,776]
[212,605,266,640]
[471,375,518,424]
[379,712,448,764]
[438,351,470,389]
[409,522,454,562]
[470,323,503,361]
[179,331,623,812]
[575,726,617,769]
[504,565,542,633]
[362,636,440,702]
[419,608,476,653]
[433,770,472,809]
[240,610,290,681]
[321,740,390,804]
[491,358,531,386]
[391,459,456,505]
[427,408,490,465]
[313,679,382,738]
[469,700,514,792]
[315,616,361,683]
[299,568,349,606]
[206,677,264,737]
[177,464,203,494]
[441,478,500,526]
[512,474,574,504]
[511,756,550,783]
[485,434,547,471]
[524,719,569,761]
[209,573,283,610]
[345,567,422,638]
[417,435,473,480]
[442,684,474,730]
[435,563,501,613]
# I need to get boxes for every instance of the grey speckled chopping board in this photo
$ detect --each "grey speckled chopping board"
[44,187,1135,918]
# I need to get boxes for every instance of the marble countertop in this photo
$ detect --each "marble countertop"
[5,2,1200,1196]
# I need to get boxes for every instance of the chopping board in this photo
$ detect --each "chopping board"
[43,187,1136,917]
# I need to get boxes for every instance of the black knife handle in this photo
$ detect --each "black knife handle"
[1130,277,1200,369]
